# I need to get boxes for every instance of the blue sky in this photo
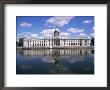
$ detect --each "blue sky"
[16,16,94,41]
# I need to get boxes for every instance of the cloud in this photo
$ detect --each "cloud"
[31,34,38,37]
[67,28,84,33]
[90,33,94,37]
[60,32,70,38]
[89,27,94,37]
[40,28,70,38]
[46,16,74,27]
[43,33,52,37]
[83,19,92,24]
[79,33,87,36]
[17,32,38,39]
[79,33,93,38]
[16,37,19,42]
[92,26,94,32]
[20,22,32,27]
[40,28,59,37]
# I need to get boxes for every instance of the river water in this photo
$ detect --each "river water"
[16,49,94,74]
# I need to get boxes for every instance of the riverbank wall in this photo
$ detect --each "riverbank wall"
[16,46,94,50]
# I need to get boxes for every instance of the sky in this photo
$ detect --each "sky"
[16,16,94,41]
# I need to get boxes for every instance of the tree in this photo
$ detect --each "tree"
[91,38,94,46]
[18,38,25,46]
[16,41,19,47]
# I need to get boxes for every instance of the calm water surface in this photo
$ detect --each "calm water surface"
[16,49,94,74]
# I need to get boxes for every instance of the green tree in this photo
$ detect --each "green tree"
[91,38,94,46]
[16,41,19,47]
[18,38,25,46]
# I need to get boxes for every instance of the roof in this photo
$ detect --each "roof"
[54,30,59,33]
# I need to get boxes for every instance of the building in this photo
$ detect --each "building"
[23,30,91,48]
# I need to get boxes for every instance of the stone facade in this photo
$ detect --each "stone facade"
[23,30,91,48]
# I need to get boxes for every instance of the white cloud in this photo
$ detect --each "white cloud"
[40,28,59,37]
[67,28,84,33]
[78,33,93,39]
[20,22,32,27]
[89,27,94,37]
[16,37,19,42]
[43,33,52,37]
[17,32,38,39]
[92,26,95,32]
[17,32,32,38]
[83,19,92,24]
[60,32,70,38]
[79,33,87,36]
[90,33,94,37]
[40,28,70,38]
[31,34,38,37]
[46,16,74,27]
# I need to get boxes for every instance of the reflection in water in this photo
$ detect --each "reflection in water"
[19,49,92,57]
[91,50,94,54]
[16,49,94,74]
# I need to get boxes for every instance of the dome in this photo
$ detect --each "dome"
[54,30,59,37]
[54,30,59,33]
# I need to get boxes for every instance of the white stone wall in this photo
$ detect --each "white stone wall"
[23,40,28,47]
[23,38,91,47]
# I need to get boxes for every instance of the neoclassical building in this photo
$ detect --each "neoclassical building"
[23,30,91,48]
